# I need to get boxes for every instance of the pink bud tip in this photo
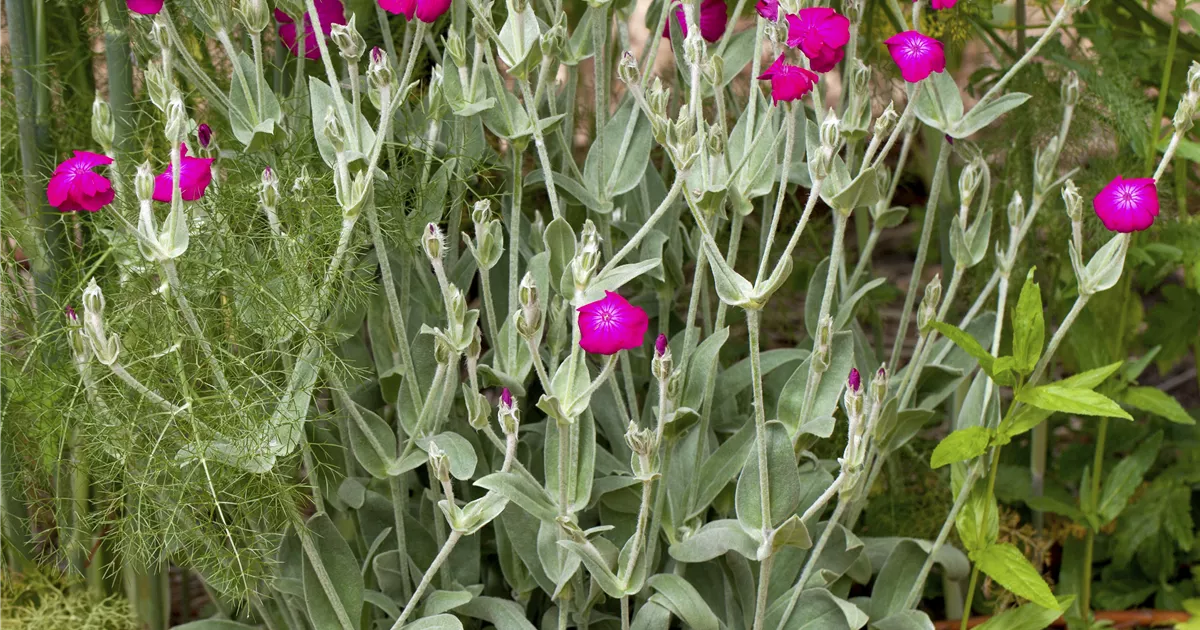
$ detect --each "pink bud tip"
[655,333,668,356]
[877,366,886,379]
[501,387,513,407]
[66,305,78,322]
[371,46,385,64]
[848,368,862,392]
[197,123,212,148]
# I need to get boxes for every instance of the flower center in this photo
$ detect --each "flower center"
[1116,185,1140,209]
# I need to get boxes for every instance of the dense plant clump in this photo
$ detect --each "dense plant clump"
[2,0,1198,628]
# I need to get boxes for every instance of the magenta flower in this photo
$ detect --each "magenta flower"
[152,144,214,203]
[276,0,346,60]
[501,387,513,408]
[126,0,163,15]
[1092,176,1159,233]
[655,333,668,357]
[755,0,779,21]
[661,0,728,44]
[379,0,451,22]
[785,8,850,73]
[757,55,819,106]
[47,151,115,213]
[848,368,861,392]
[578,292,650,355]
[926,0,958,9]
[885,31,946,83]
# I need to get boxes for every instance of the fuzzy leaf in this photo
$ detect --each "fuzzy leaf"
[735,421,803,532]
[647,574,720,630]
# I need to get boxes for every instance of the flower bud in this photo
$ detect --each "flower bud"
[445,29,468,68]
[1034,135,1060,193]
[336,170,371,218]
[873,102,898,138]
[150,16,171,51]
[92,93,114,152]
[820,111,841,149]
[618,51,639,85]
[197,123,213,150]
[260,167,280,209]
[1188,61,1200,95]
[1061,70,1081,108]
[540,19,566,58]
[917,275,941,334]
[471,199,493,225]
[517,273,542,338]
[648,78,669,122]
[434,336,454,365]
[706,54,725,87]
[331,15,365,61]
[958,159,982,218]
[844,0,863,23]
[870,365,888,407]
[672,105,696,147]
[146,62,170,112]
[624,421,659,480]
[323,106,346,153]
[706,122,726,157]
[499,388,520,436]
[1173,92,1197,134]
[135,161,156,203]
[571,220,602,292]
[811,146,834,180]
[424,223,445,263]
[652,334,672,382]
[812,315,833,373]
[428,442,451,483]
[844,368,864,419]
[368,46,395,94]
[467,325,482,363]
[447,285,467,329]
[66,306,91,365]
[1007,191,1025,228]
[293,166,312,202]
[196,0,231,32]
[237,0,270,34]
[164,93,189,144]
[465,387,491,430]
[851,61,870,95]
[1061,179,1083,222]
[666,367,685,402]
[82,278,121,366]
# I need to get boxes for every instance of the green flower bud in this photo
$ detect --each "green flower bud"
[331,15,365,61]
[467,325,482,363]
[237,0,270,34]
[427,442,451,483]
[1061,70,1081,108]
[465,387,491,430]
[82,278,121,366]
[1034,135,1060,193]
[812,315,833,373]
[625,422,659,481]
[164,93,188,144]
[1188,61,1200,95]
[917,275,941,334]
[571,220,602,292]
[820,110,841,150]
[66,305,91,366]
[368,47,395,95]
[706,122,726,157]
[870,365,888,407]
[1174,92,1197,134]
[1007,191,1025,229]
[446,30,468,68]
[260,167,280,209]
[958,158,982,219]
[323,106,346,153]
[1061,179,1083,222]
[424,223,445,263]
[618,51,639,85]
[92,93,114,152]
[471,200,493,225]
[135,161,156,203]
[336,170,371,218]
[517,273,542,339]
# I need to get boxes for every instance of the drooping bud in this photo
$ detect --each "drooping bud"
[237,0,270,34]
[330,15,365,61]
[517,272,542,339]
[81,278,121,366]
[92,94,114,152]
[1007,191,1025,228]
[618,51,639,85]
[260,167,280,209]
[323,106,346,153]
[499,388,520,436]
[164,92,189,144]
[917,275,941,334]
[873,102,898,138]
[1061,70,1081,108]
[423,223,445,263]
[428,442,452,483]
[624,421,659,481]
[652,334,672,382]
[870,365,888,406]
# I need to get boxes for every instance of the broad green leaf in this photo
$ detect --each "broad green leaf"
[830,166,884,212]
[344,402,398,480]
[1121,386,1195,425]
[543,217,576,290]
[971,543,1057,609]
[669,519,759,562]
[869,540,929,620]
[682,327,730,411]
[1055,361,1123,391]
[956,482,998,553]
[1024,495,1086,524]
[584,99,654,198]
[691,422,754,517]
[1017,385,1133,420]
[1097,431,1162,524]
[496,4,541,72]
[930,427,992,468]
[997,406,1052,441]
[647,574,720,630]
[577,258,661,305]
[873,611,935,630]
[458,596,538,630]
[302,514,364,630]
[417,432,479,480]
[931,321,995,376]
[1011,269,1043,375]
[735,421,803,532]
[974,597,1072,630]
[914,71,964,132]
[402,614,465,630]
[766,587,870,630]
[776,331,855,436]
[631,601,673,630]
[476,472,558,522]
[951,92,1031,138]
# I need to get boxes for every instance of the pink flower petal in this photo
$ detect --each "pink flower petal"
[1093,176,1159,233]
[126,0,163,15]
[578,291,650,355]
[755,0,778,21]
[885,31,945,83]
[415,0,452,22]
[47,151,115,213]
[663,0,727,43]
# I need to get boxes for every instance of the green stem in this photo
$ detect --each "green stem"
[1144,0,1183,176]
[1080,416,1108,616]
[774,500,849,630]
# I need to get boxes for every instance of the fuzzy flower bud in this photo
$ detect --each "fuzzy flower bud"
[446,29,468,68]
[499,388,520,436]
[1007,191,1025,228]
[873,102,898,138]
[471,199,492,225]
[135,162,156,203]
[706,122,726,157]
[195,0,231,32]
[424,223,445,263]
[323,106,346,153]
[540,20,566,58]
[331,15,365,61]
[368,47,395,94]
[706,55,725,87]
[1174,92,1197,134]
[428,442,452,483]
[336,170,370,219]
[81,278,121,366]
[260,167,280,209]
[92,94,114,152]
[164,93,188,144]
[618,51,639,85]
[844,368,864,420]
[820,111,841,150]
[1062,70,1081,108]
[517,273,542,339]
[66,306,91,365]
[467,325,482,363]
[465,387,491,430]
[958,159,982,219]
[1062,179,1083,222]
[150,17,171,51]
[652,334,672,382]
[870,365,888,407]
[625,421,659,480]
[145,62,170,112]
[237,0,270,33]
[917,275,941,334]
[851,61,871,95]
[812,315,833,373]
[571,220,602,291]
[1188,61,1200,95]
[1034,135,1060,193]
[648,78,669,122]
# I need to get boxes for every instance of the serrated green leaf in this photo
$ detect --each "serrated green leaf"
[1017,385,1133,419]
[1012,269,1043,375]
[1121,386,1196,425]
[930,426,992,468]
[971,543,1057,609]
